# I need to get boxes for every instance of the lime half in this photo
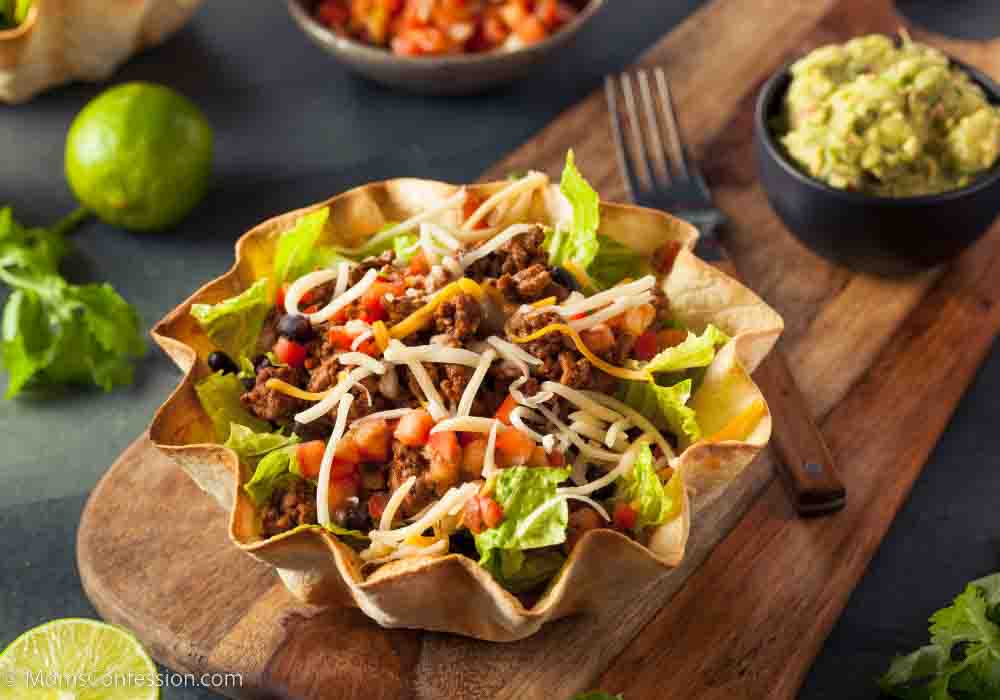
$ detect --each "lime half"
[0,619,159,700]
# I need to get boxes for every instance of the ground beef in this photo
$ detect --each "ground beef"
[385,292,426,325]
[496,264,569,304]
[504,310,598,390]
[465,227,548,280]
[241,365,308,423]
[388,441,436,518]
[257,307,281,354]
[306,344,341,394]
[261,479,317,538]
[349,250,396,285]
[651,286,671,327]
[439,363,472,405]
[433,293,482,340]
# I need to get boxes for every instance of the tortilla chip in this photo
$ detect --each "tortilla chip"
[150,177,782,641]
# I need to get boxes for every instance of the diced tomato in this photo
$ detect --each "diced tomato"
[457,431,478,447]
[273,337,307,368]
[368,492,390,522]
[362,280,402,324]
[428,430,462,465]
[296,441,327,480]
[316,0,349,28]
[359,304,386,324]
[354,419,391,461]
[334,434,362,464]
[463,495,483,534]
[635,330,659,361]
[581,323,615,354]
[548,449,565,467]
[515,16,547,44]
[462,192,489,228]
[327,474,359,511]
[536,0,573,28]
[495,394,518,425]
[613,502,638,531]
[495,427,536,465]
[479,495,503,529]
[462,438,487,478]
[481,11,509,48]
[657,328,689,349]
[529,446,548,466]
[303,304,320,315]
[275,284,288,310]
[327,326,355,350]
[328,458,357,480]
[394,409,435,446]
[407,250,430,276]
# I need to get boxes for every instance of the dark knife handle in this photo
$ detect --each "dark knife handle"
[711,258,846,516]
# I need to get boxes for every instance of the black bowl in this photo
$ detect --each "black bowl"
[754,55,1000,276]
[287,0,605,96]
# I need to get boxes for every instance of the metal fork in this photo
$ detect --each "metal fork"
[606,67,846,516]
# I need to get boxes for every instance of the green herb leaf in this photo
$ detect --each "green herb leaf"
[191,278,271,361]
[879,573,1000,700]
[194,371,270,441]
[618,378,700,446]
[614,443,676,532]
[644,324,729,375]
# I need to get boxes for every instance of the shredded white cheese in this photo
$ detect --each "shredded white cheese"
[564,494,611,522]
[295,366,374,424]
[582,391,677,461]
[482,419,500,478]
[350,330,374,351]
[380,475,417,531]
[457,349,496,417]
[541,381,625,424]
[369,482,479,544]
[432,416,499,434]
[606,419,630,449]
[535,404,621,462]
[555,275,657,318]
[462,172,547,231]
[458,223,537,269]
[334,261,351,298]
[316,393,355,526]
[384,340,482,368]
[361,537,449,565]
[568,291,655,332]
[338,352,386,375]
[558,442,643,497]
[405,359,448,421]
[308,268,379,325]
[509,406,546,443]
[338,189,468,255]
[487,335,542,369]
[285,268,338,317]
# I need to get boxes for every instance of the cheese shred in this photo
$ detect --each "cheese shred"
[513,324,651,382]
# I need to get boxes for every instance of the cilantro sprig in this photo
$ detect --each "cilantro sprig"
[880,573,1000,699]
[0,207,145,398]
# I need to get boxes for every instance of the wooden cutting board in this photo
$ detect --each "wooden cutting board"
[77,0,1000,698]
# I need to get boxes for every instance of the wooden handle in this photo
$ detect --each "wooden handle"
[712,259,846,515]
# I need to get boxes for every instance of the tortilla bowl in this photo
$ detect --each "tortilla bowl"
[150,177,783,642]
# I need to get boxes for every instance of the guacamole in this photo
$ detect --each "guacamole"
[780,34,1000,197]
[0,0,30,29]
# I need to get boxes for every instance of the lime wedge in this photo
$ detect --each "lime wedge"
[0,619,159,700]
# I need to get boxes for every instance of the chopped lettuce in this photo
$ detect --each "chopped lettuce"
[545,150,600,272]
[391,233,420,264]
[475,467,571,589]
[615,443,678,533]
[190,278,271,361]
[618,377,701,446]
[479,548,566,593]
[589,234,650,291]
[224,423,298,464]
[644,324,729,375]
[271,207,331,296]
[194,371,270,441]
[243,449,298,506]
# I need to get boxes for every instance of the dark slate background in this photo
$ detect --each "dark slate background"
[0,1,998,698]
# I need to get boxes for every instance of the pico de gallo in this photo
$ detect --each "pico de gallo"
[313,0,581,56]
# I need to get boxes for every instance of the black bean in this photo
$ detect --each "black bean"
[208,351,238,374]
[277,313,314,342]
[252,354,272,372]
[550,266,580,292]
[292,420,331,441]
[586,465,616,502]
[337,500,372,532]
[241,377,256,392]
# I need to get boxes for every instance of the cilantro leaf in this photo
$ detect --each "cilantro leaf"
[879,573,1000,700]
[0,207,145,398]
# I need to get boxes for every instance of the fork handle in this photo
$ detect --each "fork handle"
[712,258,846,516]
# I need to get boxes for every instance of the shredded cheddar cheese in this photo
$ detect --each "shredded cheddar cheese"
[372,321,390,352]
[264,379,330,401]
[705,400,767,443]
[530,296,557,309]
[512,323,651,382]
[389,278,485,339]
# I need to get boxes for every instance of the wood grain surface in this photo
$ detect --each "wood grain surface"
[77,0,1000,698]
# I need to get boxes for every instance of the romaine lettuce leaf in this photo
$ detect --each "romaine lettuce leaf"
[545,150,600,271]
[615,443,678,532]
[224,423,298,463]
[391,233,420,264]
[243,449,298,506]
[589,234,650,291]
[618,378,701,445]
[190,278,271,361]
[479,548,566,593]
[474,467,571,588]
[194,371,270,441]
[271,207,330,296]
[644,324,729,375]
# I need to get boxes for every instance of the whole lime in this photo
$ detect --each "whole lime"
[65,82,213,233]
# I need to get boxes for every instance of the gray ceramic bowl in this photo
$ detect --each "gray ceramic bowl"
[287,0,604,95]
